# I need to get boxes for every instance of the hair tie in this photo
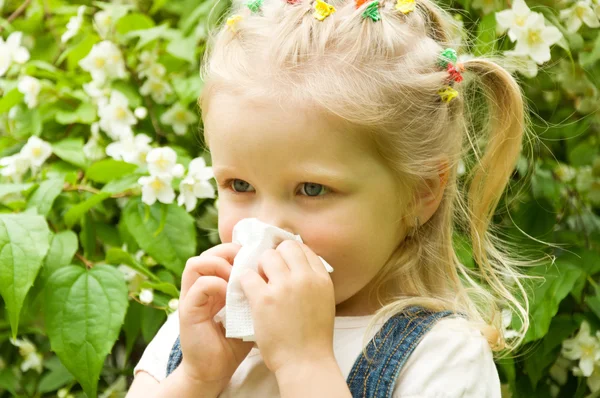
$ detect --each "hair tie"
[227,15,243,32]
[355,0,369,7]
[362,1,381,21]
[438,86,458,103]
[395,0,415,14]
[437,48,463,103]
[313,0,336,20]
[247,0,263,13]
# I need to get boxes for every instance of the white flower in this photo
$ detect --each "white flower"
[495,0,532,41]
[0,153,30,181]
[573,363,600,392]
[61,5,86,43]
[98,90,136,140]
[134,106,147,119]
[146,147,184,178]
[138,63,166,80]
[0,40,12,77]
[168,298,179,310]
[160,103,198,136]
[511,13,562,64]
[117,265,137,282]
[83,123,105,161]
[138,51,158,71]
[93,10,113,38]
[10,337,43,373]
[57,388,75,398]
[140,78,173,104]
[561,321,600,377]
[501,308,521,340]
[503,50,539,78]
[4,32,30,64]
[20,136,52,169]
[17,76,41,108]
[138,174,176,205]
[177,157,215,212]
[106,133,152,166]
[188,157,214,180]
[549,355,571,386]
[139,288,154,304]
[560,0,600,33]
[79,40,127,84]
[457,159,466,176]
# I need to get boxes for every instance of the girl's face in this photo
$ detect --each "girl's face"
[204,93,407,316]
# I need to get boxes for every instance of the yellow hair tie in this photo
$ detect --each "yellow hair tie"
[395,0,415,14]
[226,15,243,32]
[438,86,458,103]
[313,0,336,21]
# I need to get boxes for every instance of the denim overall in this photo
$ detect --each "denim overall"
[166,305,457,397]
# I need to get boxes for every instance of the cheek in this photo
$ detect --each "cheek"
[217,202,245,243]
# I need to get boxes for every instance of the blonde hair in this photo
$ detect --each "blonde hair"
[199,0,536,357]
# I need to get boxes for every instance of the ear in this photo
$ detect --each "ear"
[413,158,450,227]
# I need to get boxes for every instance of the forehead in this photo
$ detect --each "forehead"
[203,93,381,178]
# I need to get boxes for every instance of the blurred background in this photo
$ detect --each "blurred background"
[0,0,598,396]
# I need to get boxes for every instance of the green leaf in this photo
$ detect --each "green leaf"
[579,32,600,68]
[26,177,65,216]
[142,281,179,297]
[64,34,100,71]
[123,301,143,358]
[474,13,496,56]
[86,159,138,184]
[116,13,155,35]
[125,24,179,50]
[52,138,88,169]
[42,230,79,282]
[166,34,197,63]
[110,81,144,109]
[0,183,34,200]
[519,258,583,344]
[568,141,597,167]
[9,106,42,138]
[64,192,112,228]
[123,198,196,276]
[172,75,203,105]
[0,88,24,114]
[45,264,128,398]
[105,247,159,281]
[141,305,166,343]
[101,173,142,194]
[80,213,96,259]
[0,214,51,338]
[55,102,97,125]
[38,356,76,393]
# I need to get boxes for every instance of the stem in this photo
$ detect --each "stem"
[63,183,133,198]
[75,252,94,269]
[0,0,32,31]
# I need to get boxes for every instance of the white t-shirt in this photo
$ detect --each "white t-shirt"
[133,310,501,397]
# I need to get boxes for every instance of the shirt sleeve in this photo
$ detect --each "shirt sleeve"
[392,317,501,398]
[133,309,180,382]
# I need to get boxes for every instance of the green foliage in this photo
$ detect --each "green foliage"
[0,0,598,396]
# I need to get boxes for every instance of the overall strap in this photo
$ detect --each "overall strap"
[166,335,182,377]
[346,306,457,398]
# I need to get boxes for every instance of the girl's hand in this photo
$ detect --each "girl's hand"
[178,243,254,390]
[239,240,336,374]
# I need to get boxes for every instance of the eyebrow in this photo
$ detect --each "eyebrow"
[212,165,352,184]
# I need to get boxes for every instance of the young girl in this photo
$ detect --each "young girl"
[127,0,530,395]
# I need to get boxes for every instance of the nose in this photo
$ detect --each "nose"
[255,202,295,235]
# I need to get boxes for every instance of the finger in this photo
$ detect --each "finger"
[297,242,329,275]
[276,240,311,275]
[181,256,233,300]
[239,269,268,308]
[199,242,243,264]
[183,276,228,319]
[257,249,290,283]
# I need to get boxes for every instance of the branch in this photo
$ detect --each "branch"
[0,0,32,33]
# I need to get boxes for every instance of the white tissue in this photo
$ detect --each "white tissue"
[214,218,333,342]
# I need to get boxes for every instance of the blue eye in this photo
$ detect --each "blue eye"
[300,182,327,197]
[221,179,329,200]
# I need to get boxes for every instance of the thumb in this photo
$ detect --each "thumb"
[238,268,267,308]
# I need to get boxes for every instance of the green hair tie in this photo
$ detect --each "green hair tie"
[247,0,263,13]
[438,48,458,68]
[362,1,381,21]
